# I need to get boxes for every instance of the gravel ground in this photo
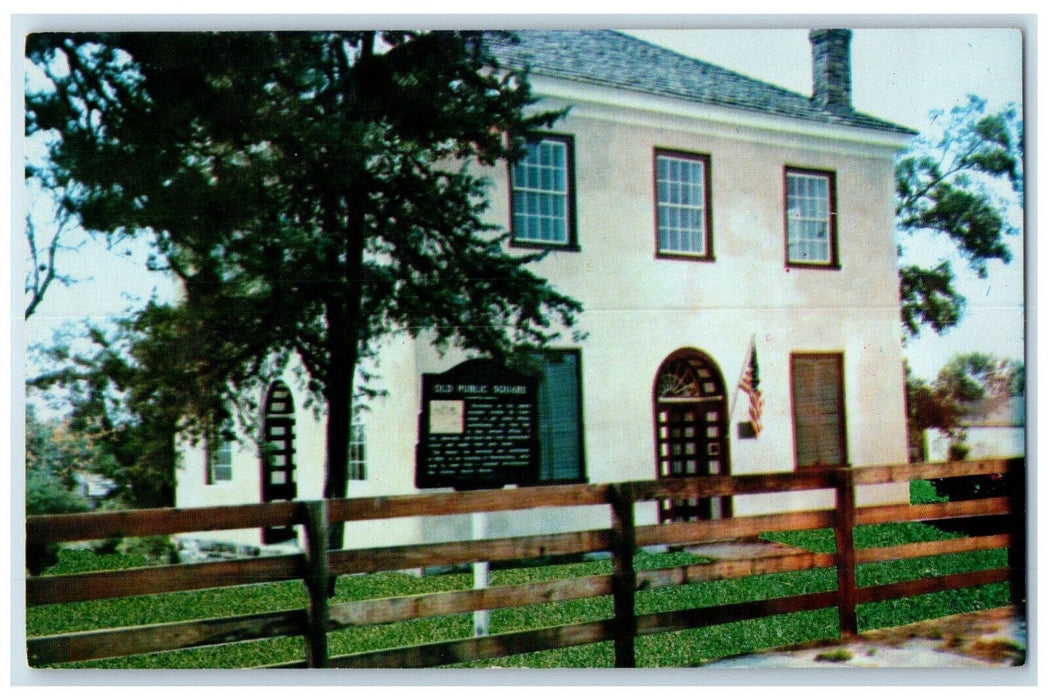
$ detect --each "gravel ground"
[701,606,1026,668]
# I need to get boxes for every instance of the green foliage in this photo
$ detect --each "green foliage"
[763,520,962,554]
[25,469,88,518]
[898,262,964,336]
[859,584,1011,632]
[815,648,853,662]
[936,352,1025,402]
[896,95,1023,338]
[24,406,102,516]
[29,322,181,508]
[905,353,1023,454]
[26,31,582,502]
[105,536,180,565]
[910,479,948,504]
[905,353,1024,486]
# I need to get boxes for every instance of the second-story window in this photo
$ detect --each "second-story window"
[510,135,576,248]
[785,167,838,267]
[655,150,712,259]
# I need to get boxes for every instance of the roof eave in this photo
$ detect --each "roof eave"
[525,73,916,153]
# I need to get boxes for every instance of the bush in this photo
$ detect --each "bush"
[930,474,1009,502]
[116,536,180,564]
[910,479,948,505]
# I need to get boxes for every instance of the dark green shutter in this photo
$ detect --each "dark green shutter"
[536,352,583,482]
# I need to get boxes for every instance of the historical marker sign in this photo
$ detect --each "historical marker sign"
[416,359,540,489]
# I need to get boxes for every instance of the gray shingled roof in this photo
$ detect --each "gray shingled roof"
[485,30,915,135]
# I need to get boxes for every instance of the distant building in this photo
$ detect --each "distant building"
[925,395,1026,462]
[175,29,916,552]
[72,472,117,509]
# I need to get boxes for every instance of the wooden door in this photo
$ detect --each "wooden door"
[261,381,297,544]
[790,353,847,468]
[654,351,730,522]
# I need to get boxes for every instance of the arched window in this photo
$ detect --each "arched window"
[653,349,731,522]
[260,381,297,544]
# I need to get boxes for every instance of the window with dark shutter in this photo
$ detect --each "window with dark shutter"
[790,353,847,468]
[535,351,583,482]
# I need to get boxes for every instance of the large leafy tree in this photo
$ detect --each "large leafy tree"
[25,405,98,573]
[934,352,1025,404]
[25,405,96,516]
[895,95,1023,338]
[26,32,581,525]
[29,311,206,509]
[905,353,1023,501]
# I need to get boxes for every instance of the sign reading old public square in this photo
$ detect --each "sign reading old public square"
[416,359,539,489]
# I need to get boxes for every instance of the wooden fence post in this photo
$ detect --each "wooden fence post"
[1006,457,1027,611]
[609,483,637,668]
[833,467,858,639]
[302,500,330,668]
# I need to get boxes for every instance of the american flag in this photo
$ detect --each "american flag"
[738,343,765,437]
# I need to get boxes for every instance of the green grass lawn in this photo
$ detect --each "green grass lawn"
[27,481,1011,669]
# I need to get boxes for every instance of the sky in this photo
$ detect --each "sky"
[12,18,1029,401]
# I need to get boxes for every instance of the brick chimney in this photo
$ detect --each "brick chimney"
[809,29,852,113]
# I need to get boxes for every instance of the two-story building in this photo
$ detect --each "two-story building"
[175,29,916,554]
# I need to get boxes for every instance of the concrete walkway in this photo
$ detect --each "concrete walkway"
[701,606,1026,668]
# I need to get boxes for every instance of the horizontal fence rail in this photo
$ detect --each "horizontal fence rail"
[25,457,1024,669]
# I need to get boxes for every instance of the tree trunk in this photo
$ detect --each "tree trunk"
[323,356,352,598]
[321,279,358,596]
[320,202,367,596]
[324,359,353,500]
[319,38,373,594]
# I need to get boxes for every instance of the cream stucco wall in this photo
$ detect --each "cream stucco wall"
[176,81,912,550]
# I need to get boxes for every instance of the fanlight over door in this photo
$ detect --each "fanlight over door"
[653,350,731,522]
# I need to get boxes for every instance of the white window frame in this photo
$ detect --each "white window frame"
[785,168,838,267]
[348,420,366,481]
[655,150,712,259]
[208,439,233,484]
[510,135,576,248]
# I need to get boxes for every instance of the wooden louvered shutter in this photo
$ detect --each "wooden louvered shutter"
[791,354,846,468]
[536,351,583,483]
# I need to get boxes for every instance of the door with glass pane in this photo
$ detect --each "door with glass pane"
[653,350,731,522]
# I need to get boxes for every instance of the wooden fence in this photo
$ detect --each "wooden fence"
[25,458,1025,669]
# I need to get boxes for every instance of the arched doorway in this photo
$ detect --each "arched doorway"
[653,349,731,522]
[261,381,297,544]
